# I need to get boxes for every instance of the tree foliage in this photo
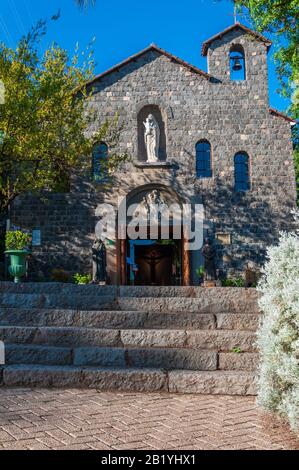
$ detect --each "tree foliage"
[0,21,126,219]
[230,1,299,201]
[232,0,298,116]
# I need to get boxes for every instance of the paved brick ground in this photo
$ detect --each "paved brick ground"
[0,389,298,450]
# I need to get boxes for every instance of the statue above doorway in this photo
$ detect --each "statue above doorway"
[143,189,165,212]
[137,105,167,162]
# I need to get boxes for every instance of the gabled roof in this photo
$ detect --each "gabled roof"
[87,44,212,88]
[269,108,296,124]
[202,23,272,56]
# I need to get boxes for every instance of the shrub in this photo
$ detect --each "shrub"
[73,273,92,285]
[221,277,244,287]
[257,231,299,433]
[5,230,30,250]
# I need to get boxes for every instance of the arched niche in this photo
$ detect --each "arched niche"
[230,44,246,81]
[137,105,167,162]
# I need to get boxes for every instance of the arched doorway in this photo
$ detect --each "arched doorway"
[118,185,190,286]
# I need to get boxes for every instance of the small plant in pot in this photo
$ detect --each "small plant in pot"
[196,266,205,285]
[5,231,31,283]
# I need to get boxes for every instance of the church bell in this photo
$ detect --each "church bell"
[232,57,243,71]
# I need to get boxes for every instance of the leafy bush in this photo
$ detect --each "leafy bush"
[5,231,30,250]
[257,230,299,433]
[73,273,92,285]
[221,277,244,287]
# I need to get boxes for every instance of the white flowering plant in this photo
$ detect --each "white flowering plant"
[257,210,299,433]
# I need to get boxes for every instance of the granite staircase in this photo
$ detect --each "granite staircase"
[0,283,261,395]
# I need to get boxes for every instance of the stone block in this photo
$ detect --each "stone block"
[120,329,186,348]
[185,330,257,352]
[127,348,217,371]
[216,314,261,331]
[218,352,260,371]
[74,347,126,367]
[3,365,83,388]
[168,370,257,395]
[82,367,168,392]
[5,345,73,366]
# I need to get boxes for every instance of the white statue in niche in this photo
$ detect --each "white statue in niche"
[143,114,160,163]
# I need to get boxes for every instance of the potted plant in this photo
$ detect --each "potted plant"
[5,231,31,283]
[73,273,92,285]
[196,266,205,285]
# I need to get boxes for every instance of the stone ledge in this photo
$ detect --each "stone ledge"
[2,365,257,395]
[133,161,174,169]
[2,365,168,392]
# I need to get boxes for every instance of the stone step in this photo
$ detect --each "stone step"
[0,282,118,295]
[0,365,257,395]
[0,308,260,331]
[0,326,257,351]
[0,285,260,314]
[0,293,116,309]
[117,296,260,314]
[0,283,259,300]
[4,344,218,370]
[0,293,259,313]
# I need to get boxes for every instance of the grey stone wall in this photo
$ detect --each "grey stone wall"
[10,28,297,283]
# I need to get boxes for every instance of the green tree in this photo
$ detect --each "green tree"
[232,0,298,116]
[230,1,298,201]
[0,21,126,221]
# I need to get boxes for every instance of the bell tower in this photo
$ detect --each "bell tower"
[201,23,272,105]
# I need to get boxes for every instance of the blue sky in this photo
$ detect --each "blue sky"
[0,0,290,111]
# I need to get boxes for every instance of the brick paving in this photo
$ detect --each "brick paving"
[0,389,298,450]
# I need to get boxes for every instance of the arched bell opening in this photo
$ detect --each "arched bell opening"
[230,45,246,81]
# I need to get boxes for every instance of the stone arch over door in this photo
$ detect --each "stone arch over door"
[118,183,190,286]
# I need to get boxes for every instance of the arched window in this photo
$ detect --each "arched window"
[196,140,212,178]
[230,45,246,81]
[234,152,250,191]
[92,142,108,181]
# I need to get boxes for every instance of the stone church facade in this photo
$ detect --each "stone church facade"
[10,23,297,285]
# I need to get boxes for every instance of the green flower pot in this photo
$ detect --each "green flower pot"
[5,250,30,283]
